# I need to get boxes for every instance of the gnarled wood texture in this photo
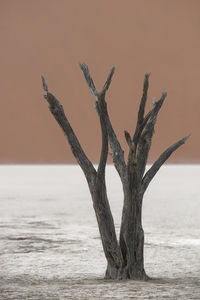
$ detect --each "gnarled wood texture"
[42,64,189,280]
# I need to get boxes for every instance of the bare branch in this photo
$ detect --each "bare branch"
[41,75,48,92]
[101,67,126,178]
[142,134,191,192]
[78,62,98,100]
[137,91,167,180]
[124,130,132,148]
[141,91,167,142]
[100,66,126,178]
[130,108,153,152]
[105,109,126,178]
[141,108,153,130]
[138,72,151,123]
[79,63,126,179]
[124,130,137,167]
[133,72,150,145]
[97,95,108,177]
[101,67,115,96]
[78,63,108,177]
[42,78,96,182]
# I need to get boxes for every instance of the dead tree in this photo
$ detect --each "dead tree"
[41,64,189,280]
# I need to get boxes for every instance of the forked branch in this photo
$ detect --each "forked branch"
[137,91,167,180]
[79,62,126,179]
[78,63,109,177]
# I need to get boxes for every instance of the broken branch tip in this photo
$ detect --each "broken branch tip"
[41,75,48,93]
[145,71,151,78]
[162,90,167,97]
[185,133,191,141]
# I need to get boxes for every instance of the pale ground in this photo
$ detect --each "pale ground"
[0,165,199,299]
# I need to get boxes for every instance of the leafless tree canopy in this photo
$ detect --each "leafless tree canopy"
[41,64,189,280]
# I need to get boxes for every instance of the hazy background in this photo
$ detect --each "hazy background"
[0,0,199,164]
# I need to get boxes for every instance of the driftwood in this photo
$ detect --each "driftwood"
[41,64,189,280]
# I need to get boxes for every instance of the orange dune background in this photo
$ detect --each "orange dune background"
[0,0,199,164]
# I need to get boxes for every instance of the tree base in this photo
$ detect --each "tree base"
[105,265,149,281]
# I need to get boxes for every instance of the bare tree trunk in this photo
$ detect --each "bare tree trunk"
[42,63,190,281]
[78,64,189,280]
[119,175,147,280]
[90,177,123,279]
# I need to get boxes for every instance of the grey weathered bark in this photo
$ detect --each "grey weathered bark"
[41,64,190,280]
[78,64,190,280]
[41,73,123,279]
